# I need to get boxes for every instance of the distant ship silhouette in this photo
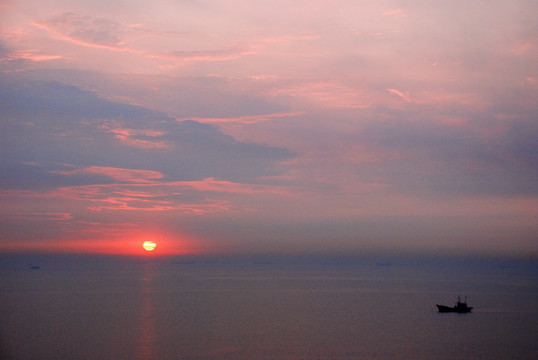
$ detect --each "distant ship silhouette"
[436,296,473,313]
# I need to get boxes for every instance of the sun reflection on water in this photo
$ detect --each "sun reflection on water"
[135,262,157,360]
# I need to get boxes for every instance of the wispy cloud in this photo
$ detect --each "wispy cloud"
[104,127,172,149]
[386,88,415,103]
[12,212,73,221]
[2,174,291,214]
[51,166,164,183]
[269,81,371,109]
[155,45,256,65]
[31,12,189,57]
[8,49,62,62]
[383,8,407,18]
[180,111,303,125]
[33,13,128,50]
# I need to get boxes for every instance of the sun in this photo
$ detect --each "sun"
[142,240,157,252]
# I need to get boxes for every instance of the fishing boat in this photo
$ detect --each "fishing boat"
[436,296,473,313]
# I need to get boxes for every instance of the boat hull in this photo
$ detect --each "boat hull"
[436,304,472,313]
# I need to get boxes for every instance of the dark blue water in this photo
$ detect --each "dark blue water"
[1,255,536,360]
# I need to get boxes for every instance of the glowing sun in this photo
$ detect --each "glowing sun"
[142,241,157,251]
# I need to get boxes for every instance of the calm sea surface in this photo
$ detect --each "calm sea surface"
[1,254,536,360]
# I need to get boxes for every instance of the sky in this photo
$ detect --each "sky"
[0,0,536,257]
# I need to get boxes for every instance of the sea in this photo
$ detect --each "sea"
[0,254,536,360]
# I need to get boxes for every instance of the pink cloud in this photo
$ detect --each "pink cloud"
[511,41,535,56]
[52,183,236,214]
[269,81,371,109]
[11,212,73,221]
[32,13,128,51]
[3,169,292,215]
[386,88,415,103]
[383,9,407,18]
[179,111,303,125]
[153,45,257,66]
[9,49,62,62]
[104,127,171,149]
[257,34,319,43]
[51,166,289,195]
[30,13,181,53]
[52,166,163,183]
[386,88,489,109]
[176,178,290,195]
